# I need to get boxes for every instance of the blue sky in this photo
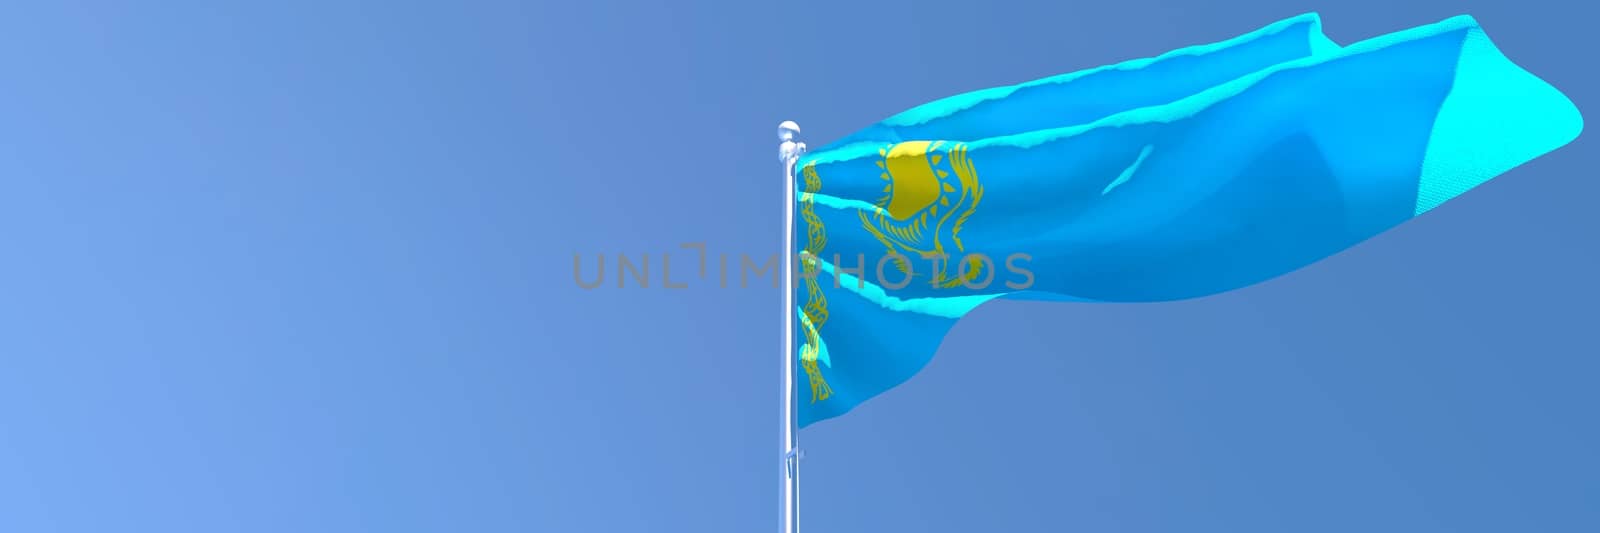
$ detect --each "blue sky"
[1,1,1594,531]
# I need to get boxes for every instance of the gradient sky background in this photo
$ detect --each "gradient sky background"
[1,1,1594,532]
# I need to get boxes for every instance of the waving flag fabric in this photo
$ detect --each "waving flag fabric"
[793,13,1582,427]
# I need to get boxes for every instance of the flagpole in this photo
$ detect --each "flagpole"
[778,120,805,533]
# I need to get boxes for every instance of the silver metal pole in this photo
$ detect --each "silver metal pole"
[778,120,805,533]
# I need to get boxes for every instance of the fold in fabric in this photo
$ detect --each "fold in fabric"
[833,13,1338,145]
[793,14,1582,427]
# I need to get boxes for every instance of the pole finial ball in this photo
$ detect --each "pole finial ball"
[778,121,801,142]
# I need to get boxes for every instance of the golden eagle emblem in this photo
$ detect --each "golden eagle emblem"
[860,141,985,287]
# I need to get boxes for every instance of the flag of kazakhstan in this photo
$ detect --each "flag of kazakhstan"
[793,13,1582,427]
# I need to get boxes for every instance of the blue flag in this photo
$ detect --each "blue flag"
[792,13,1582,427]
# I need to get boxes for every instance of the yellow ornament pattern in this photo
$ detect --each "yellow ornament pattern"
[798,161,832,403]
